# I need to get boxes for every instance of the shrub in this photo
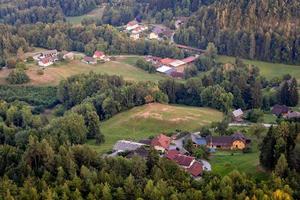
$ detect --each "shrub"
[26,56,34,63]
[37,69,44,75]
[6,69,30,84]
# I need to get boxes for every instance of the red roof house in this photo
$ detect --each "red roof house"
[166,149,181,160]
[181,56,197,64]
[160,58,176,66]
[187,161,203,177]
[173,154,195,167]
[151,134,171,152]
[93,51,105,59]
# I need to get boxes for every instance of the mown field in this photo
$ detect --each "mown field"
[87,103,223,153]
[217,56,300,81]
[0,57,166,86]
[210,125,269,180]
[66,6,106,24]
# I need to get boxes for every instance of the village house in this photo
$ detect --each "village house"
[160,58,176,66]
[40,50,58,59]
[232,108,244,122]
[151,134,171,152]
[186,133,207,147]
[37,49,59,67]
[63,52,74,60]
[82,56,97,65]
[284,111,300,120]
[166,149,203,177]
[93,50,110,61]
[272,104,289,117]
[38,57,54,67]
[206,132,250,150]
[126,20,139,31]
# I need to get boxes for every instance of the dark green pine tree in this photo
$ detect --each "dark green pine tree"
[288,78,299,106]
[259,126,276,169]
[280,81,290,105]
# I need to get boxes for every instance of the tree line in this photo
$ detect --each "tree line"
[159,58,298,113]
[0,0,103,24]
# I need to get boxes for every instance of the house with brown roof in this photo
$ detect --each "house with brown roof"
[206,132,250,150]
[151,134,171,152]
[232,108,244,122]
[166,150,203,177]
[272,104,289,117]
[160,58,176,66]
[82,56,97,65]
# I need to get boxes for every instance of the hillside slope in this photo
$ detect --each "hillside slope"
[175,0,300,64]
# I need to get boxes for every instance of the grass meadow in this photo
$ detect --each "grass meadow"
[217,55,300,81]
[87,103,223,153]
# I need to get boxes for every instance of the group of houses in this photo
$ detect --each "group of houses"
[231,104,300,124]
[145,55,198,78]
[149,26,174,41]
[111,131,251,178]
[82,50,110,65]
[271,104,300,119]
[126,20,149,40]
[34,50,59,67]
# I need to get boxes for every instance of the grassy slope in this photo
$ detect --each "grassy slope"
[66,6,105,24]
[87,103,223,153]
[217,56,300,81]
[0,58,166,86]
[210,126,269,180]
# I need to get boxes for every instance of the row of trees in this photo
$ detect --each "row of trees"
[57,72,168,120]
[159,58,294,112]
[0,0,103,24]
[175,0,300,64]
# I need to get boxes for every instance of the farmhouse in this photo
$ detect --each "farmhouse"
[82,56,97,65]
[126,20,139,31]
[38,57,54,67]
[37,49,59,67]
[272,104,289,117]
[160,58,176,66]
[232,108,244,122]
[63,52,74,60]
[151,134,171,152]
[40,50,58,58]
[187,133,207,147]
[285,111,300,119]
[206,132,250,150]
[166,149,203,177]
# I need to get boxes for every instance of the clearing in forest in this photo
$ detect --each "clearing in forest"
[87,103,223,153]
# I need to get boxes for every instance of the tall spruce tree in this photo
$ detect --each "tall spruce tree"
[288,78,298,106]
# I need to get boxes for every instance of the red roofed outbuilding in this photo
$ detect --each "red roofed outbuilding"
[187,161,203,177]
[166,149,180,160]
[151,134,171,152]
[160,58,176,66]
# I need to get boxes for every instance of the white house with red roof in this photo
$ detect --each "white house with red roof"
[126,20,139,31]
[38,57,54,67]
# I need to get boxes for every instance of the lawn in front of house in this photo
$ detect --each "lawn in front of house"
[87,103,224,154]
